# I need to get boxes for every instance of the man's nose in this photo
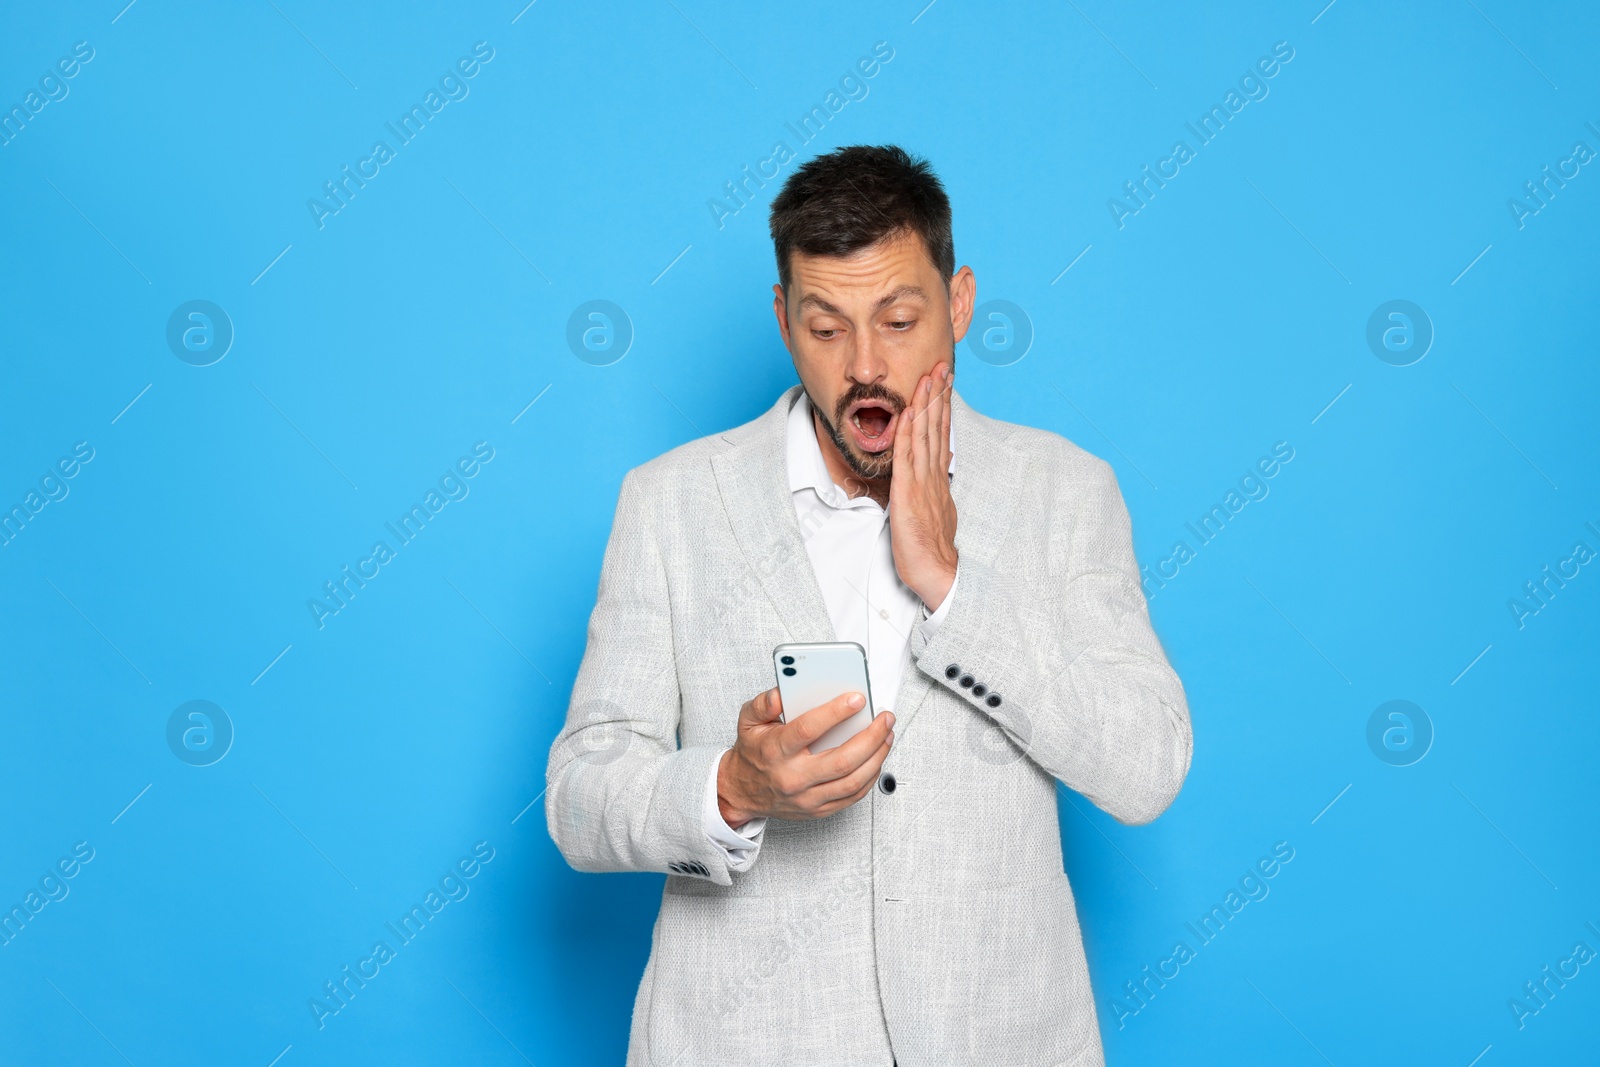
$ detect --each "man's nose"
[844,332,890,386]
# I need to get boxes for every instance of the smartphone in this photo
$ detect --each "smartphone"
[772,641,876,754]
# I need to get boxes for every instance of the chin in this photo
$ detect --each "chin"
[844,447,893,483]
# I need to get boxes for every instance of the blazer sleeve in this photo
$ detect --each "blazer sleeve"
[909,456,1192,825]
[545,466,745,886]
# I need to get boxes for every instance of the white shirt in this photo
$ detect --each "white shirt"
[699,389,959,868]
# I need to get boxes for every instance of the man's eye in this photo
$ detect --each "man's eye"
[811,329,838,340]
[887,320,913,331]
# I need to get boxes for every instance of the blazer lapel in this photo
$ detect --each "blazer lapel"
[709,385,838,646]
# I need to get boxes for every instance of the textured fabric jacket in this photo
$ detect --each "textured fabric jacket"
[545,384,1193,1066]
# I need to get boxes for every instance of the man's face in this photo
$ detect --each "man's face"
[773,228,975,483]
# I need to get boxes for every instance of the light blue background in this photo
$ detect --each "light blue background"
[2,1,1597,1064]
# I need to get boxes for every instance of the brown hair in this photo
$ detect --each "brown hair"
[767,144,955,294]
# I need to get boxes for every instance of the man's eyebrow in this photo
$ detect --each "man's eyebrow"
[795,284,928,316]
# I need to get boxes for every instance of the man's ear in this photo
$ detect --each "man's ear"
[947,266,976,344]
[772,283,792,351]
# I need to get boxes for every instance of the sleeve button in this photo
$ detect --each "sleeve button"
[986,693,1002,708]
[944,663,961,679]
[958,674,975,689]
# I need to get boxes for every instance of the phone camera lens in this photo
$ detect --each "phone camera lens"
[782,666,797,676]
[780,655,795,665]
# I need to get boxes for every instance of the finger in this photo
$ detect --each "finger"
[911,374,932,478]
[804,708,895,785]
[813,774,877,819]
[778,690,869,759]
[761,686,784,724]
[809,733,893,809]
[892,378,914,481]
[925,366,948,473]
[743,687,771,726]
[934,374,947,473]
[807,740,890,815]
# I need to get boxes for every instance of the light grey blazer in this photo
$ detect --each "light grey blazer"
[545,384,1192,1067]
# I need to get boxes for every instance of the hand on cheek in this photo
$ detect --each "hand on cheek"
[889,362,958,609]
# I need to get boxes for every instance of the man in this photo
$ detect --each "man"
[545,144,1192,1066]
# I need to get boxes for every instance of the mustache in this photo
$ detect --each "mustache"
[833,382,905,426]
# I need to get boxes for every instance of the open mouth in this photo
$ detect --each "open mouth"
[845,399,899,453]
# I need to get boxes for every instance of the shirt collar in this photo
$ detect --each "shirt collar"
[786,388,956,504]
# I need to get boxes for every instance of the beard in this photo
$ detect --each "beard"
[806,379,902,486]
[806,350,957,485]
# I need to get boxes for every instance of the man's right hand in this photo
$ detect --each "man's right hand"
[716,687,895,827]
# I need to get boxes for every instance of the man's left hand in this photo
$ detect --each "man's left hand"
[889,361,958,611]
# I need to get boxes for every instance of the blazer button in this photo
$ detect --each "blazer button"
[944,663,961,680]
[878,771,896,794]
[986,693,1002,708]
[971,683,987,697]
[958,674,975,689]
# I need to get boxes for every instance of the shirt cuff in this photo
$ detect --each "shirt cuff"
[702,747,766,869]
[917,565,960,641]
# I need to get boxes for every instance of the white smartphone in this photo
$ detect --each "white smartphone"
[772,641,876,754]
